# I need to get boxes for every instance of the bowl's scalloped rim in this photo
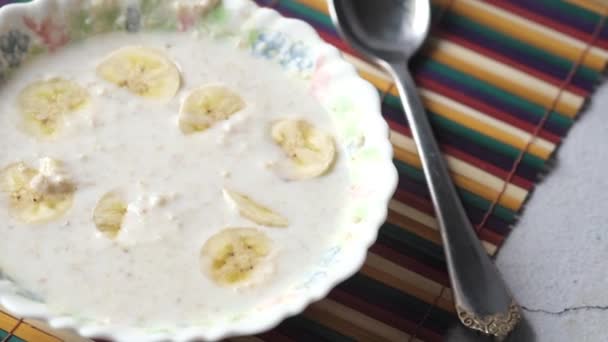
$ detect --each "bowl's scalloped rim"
[0,0,399,341]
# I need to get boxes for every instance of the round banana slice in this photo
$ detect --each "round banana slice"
[18,78,90,137]
[0,160,74,224]
[178,85,245,134]
[93,191,127,238]
[96,46,181,100]
[223,189,288,228]
[271,119,336,180]
[201,227,274,287]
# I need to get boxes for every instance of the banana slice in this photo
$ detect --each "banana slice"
[96,46,181,100]
[18,78,90,137]
[178,85,245,134]
[223,189,288,228]
[0,159,74,223]
[201,227,274,286]
[271,119,336,180]
[93,191,127,238]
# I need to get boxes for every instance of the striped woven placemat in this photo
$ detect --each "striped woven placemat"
[1,0,607,341]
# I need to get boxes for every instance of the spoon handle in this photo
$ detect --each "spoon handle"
[388,62,520,337]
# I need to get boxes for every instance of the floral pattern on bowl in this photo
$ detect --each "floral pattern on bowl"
[0,0,398,341]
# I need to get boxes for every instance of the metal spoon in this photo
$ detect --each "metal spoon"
[329,0,520,337]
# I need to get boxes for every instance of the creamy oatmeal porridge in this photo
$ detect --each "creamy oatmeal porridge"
[0,31,350,326]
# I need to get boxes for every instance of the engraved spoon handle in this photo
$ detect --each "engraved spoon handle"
[388,61,520,337]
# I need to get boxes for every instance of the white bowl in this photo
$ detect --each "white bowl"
[0,0,398,341]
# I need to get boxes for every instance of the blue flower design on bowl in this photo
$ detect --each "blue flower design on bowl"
[279,41,313,73]
[252,31,286,59]
[126,6,141,33]
[250,31,314,75]
[0,29,30,68]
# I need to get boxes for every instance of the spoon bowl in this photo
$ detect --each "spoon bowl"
[329,0,430,63]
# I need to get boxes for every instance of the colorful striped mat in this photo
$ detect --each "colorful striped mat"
[1,0,608,341]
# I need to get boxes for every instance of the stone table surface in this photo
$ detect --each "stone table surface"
[446,82,608,342]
